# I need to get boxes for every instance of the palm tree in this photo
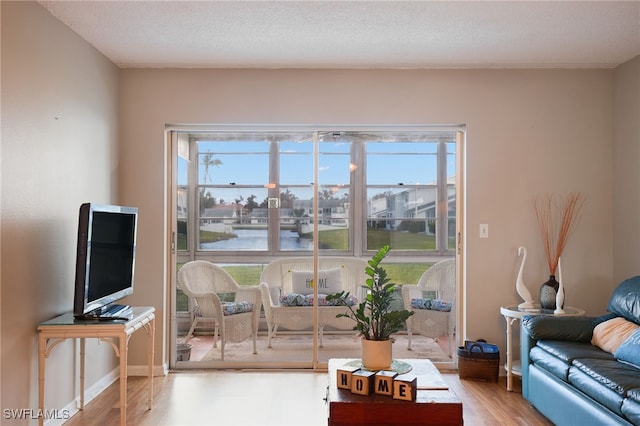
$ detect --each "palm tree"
[200,152,223,213]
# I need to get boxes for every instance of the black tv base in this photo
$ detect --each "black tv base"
[75,304,133,321]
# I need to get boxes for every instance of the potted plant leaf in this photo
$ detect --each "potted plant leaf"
[327,245,414,370]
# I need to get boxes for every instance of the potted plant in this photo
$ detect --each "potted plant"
[328,245,414,370]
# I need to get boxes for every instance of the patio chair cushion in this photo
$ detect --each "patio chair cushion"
[279,293,358,307]
[193,301,255,317]
[291,268,343,295]
[410,298,452,312]
[221,301,254,316]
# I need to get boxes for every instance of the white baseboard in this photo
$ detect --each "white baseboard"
[44,364,166,426]
[127,363,168,377]
[44,367,119,426]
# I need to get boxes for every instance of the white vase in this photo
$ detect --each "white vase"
[361,338,392,370]
[555,257,565,314]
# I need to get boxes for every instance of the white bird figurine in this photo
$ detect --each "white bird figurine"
[516,246,535,310]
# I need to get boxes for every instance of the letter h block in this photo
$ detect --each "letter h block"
[336,366,360,390]
[393,375,417,401]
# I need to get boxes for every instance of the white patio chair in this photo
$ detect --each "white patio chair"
[177,260,261,361]
[401,258,456,355]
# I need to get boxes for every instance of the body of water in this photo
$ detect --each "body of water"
[200,228,313,250]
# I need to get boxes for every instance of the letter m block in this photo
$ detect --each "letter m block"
[375,370,398,396]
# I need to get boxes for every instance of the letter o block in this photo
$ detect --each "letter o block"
[351,370,376,396]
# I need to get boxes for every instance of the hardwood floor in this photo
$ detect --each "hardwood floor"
[65,371,552,426]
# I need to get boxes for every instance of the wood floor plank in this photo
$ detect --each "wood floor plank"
[64,371,552,426]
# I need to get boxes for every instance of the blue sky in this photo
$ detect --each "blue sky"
[178,140,456,202]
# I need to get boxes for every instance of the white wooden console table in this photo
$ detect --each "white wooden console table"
[37,306,155,426]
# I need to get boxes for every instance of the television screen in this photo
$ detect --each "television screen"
[73,203,138,319]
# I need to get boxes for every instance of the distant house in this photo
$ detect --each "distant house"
[292,198,349,227]
[202,204,240,224]
[250,208,268,224]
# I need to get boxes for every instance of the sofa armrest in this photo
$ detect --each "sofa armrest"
[520,313,615,399]
[520,316,597,399]
[522,314,615,343]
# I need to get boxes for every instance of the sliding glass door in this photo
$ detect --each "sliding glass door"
[168,126,462,370]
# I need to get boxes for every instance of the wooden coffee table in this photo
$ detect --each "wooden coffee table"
[327,358,463,426]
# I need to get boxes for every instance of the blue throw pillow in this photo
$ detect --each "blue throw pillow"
[614,328,640,369]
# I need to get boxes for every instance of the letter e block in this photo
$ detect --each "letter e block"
[336,366,360,390]
[351,370,376,396]
[375,370,398,396]
[393,375,417,401]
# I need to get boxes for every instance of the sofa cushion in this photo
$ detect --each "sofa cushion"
[592,317,640,353]
[530,345,571,381]
[628,388,640,404]
[536,340,615,363]
[568,358,640,417]
[572,357,640,396]
[291,268,342,295]
[530,341,614,382]
[614,328,640,369]
[621,391,640,426]
[568,365,626,416]
[607,275,640,324]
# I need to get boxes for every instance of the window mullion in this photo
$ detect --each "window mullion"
[269,140,280,254]
[188,138,198,255]
[352,139,365,258]
[437,141,448,254]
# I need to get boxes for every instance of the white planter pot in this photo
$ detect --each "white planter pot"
[361,338,392,370]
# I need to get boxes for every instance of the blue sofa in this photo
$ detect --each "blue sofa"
[521,276,640,426]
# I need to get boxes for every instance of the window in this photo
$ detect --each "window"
[176,128,458,259]
[364,137,454,253]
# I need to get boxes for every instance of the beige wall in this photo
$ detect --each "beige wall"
[2,0,639,418]
[613,55,640,283]
[119,67,616,365]
[1,1,120,417]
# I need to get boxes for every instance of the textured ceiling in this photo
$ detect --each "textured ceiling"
[38,1,640,69]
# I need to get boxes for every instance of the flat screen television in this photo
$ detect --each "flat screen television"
[73,203,138,320]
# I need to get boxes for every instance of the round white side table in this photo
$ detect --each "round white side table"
[500,304,585,391]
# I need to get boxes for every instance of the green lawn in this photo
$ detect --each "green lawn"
[176,227,440,311]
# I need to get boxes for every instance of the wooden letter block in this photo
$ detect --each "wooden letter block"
[375,370,398,396]
[351,370,376,396]
[393,375,417,401]
[336,366,360,390]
